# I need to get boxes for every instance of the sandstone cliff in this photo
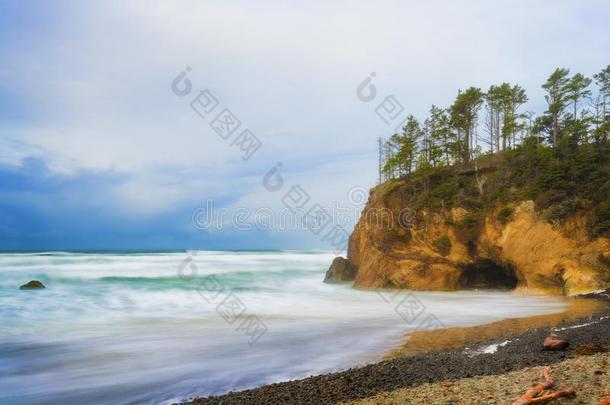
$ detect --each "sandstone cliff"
[343,182,610,296]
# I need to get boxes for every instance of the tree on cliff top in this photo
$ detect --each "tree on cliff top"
[425,105,453,167]
[566,73,592,118]
[593,65,610,143]
[375,65,610,238]
[483,83,528,154]
[379,65,610,185]
[450,87,484,164]
[542,68,571,147]
[384,115,422,177]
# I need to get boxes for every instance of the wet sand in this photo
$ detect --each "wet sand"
[181,290,610,405]
[386,296,605,358]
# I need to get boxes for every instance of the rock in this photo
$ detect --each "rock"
[543,336,569,351]
[324,257,357,283]
[19,280,45,290]
[348,186,610,295]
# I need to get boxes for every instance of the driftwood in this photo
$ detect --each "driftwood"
[474,172,488,195]
[511,366,575,405]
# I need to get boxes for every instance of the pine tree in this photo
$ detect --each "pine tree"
[398,115,423,174]
[542,68,571,147]
[484,85,503,154]
[566,73,592,118]
[426,105,451,167]
[500,83,528,149]
[450,87,484,163]
[375,65,609,183]
[593,66,610,143]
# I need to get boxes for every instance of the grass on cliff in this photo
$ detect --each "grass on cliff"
[378,138,610,239]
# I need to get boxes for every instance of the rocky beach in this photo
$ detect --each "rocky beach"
[2,3,609,404]
[183,290,609,405]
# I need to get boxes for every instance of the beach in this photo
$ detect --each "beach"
[2,2,609,404]
[345,351,609,405]
[184,290,609,404]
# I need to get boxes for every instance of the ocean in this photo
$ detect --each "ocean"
[0,251,567,404]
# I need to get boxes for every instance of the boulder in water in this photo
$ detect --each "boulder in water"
[19,280,45,290]
[324,257,357,283]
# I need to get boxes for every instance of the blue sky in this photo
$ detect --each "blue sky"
[1,0,609,250]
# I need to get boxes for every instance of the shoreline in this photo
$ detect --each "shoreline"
[385,295,605,359]
[181,289,610,405]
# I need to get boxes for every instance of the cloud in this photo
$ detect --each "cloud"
[0,0,608,249]
[0,157,361,250]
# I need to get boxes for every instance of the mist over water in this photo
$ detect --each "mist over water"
[0,251,567,404]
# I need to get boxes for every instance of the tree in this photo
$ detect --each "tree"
[450,87,484,163]
[425,105,452,167]
[542,68,571,147]
[484,85,503,154]
[398,115,423,174]
[593,65,610,143]
[384,134,402,178]
[593,65,610,120]
[566,73,592,118]
[383,116,423,177]
[377,64,609,183]
[532,114,553,144]
[500,83,528,149]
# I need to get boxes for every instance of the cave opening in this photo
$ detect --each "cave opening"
[458,259,518,290]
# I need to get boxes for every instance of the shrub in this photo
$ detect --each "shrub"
[432,235,452,256]
[496,207,514,225]
[376,140,609,240]
[459,216,478,229]
[591,201,610,238]
[377,179,406,198]
[544,203,572,225]
[458,216,479,242]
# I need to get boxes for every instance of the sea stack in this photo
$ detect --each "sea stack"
[324,257,358,283]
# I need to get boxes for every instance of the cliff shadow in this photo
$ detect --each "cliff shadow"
[458,259,518,290]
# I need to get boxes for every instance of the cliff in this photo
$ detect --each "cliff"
[328,141,610,295]
[344,182,610,295]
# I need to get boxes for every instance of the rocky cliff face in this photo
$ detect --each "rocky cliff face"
[345,183,610,295]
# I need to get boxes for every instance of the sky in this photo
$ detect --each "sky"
[0,0,609,250]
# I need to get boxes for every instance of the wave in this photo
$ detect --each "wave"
[0,251,80,257]
[0,251,188,257]
[0,250,337,256]
[16,268,319,293]
[0,250,569,405]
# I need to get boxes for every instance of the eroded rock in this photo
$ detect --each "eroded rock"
[19,280,45,290]
[324,257,357,283]
[347,183,610,295]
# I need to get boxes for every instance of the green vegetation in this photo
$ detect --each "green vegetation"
[497,207,514,225]
[457,215,479,241]
[432,235,452,257]
[378,65,610,238]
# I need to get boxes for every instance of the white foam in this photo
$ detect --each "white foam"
[0,251,569,404]
[553,315,609,331]
[466,339,512,356]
